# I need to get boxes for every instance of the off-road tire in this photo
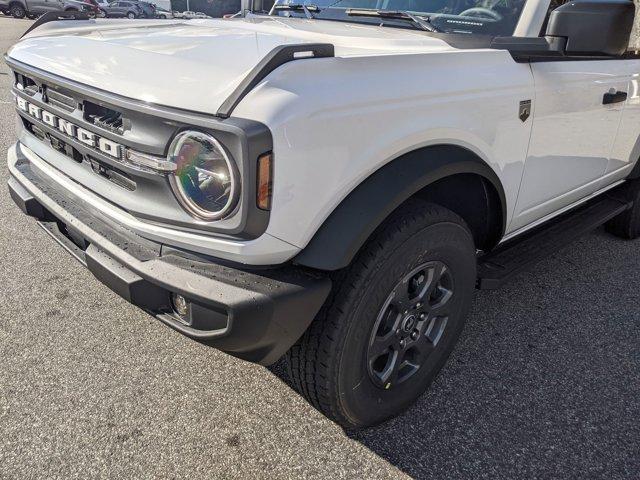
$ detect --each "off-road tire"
[10,4,26,18]
[286,200,476,429]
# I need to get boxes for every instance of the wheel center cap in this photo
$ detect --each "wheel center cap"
[402,315,417,333]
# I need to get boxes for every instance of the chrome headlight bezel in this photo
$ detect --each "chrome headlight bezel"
[167,130,240,222]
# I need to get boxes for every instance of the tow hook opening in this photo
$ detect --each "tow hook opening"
[170,293,192,325]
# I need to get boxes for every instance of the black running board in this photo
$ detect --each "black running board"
[477,190,632,290]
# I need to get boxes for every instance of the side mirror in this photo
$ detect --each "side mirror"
[491,0,635,61]
[546,0,635,57]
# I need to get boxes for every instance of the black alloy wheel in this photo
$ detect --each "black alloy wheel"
[367,261,454,390]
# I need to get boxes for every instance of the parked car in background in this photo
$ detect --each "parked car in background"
[104,0,142,17]
[67,0,100,16]
[150,0,170,10]
[155,6,172,18]
[134,0,155,17]
[95,0,109,16]
[194,11,209,18]
[181,10,195,18]
[86,0,105,16]
[0,0,99,18]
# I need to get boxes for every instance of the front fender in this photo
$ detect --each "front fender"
[294,145,506,271]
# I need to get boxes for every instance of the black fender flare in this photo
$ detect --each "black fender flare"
[294,145,507,271]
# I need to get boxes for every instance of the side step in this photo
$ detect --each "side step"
[477,193,632,290]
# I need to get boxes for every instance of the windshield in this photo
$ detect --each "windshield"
[265,0,527,36]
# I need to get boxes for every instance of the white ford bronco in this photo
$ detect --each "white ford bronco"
[5,0,640,428]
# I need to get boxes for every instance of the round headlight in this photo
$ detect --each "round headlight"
[168,131,239,221]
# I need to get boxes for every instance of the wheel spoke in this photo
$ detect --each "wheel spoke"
[425,316,448,346]
[375,294,402,334]
[390,286,414,313]
[426,263,454,312]
[424,262,445,300]
[369,332,396,359]
[376,351,395,385]
[430,287,453,313]
[412,331,435,357]
[387,348,406,386]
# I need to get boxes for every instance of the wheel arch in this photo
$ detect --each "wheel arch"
[294,144,507,271]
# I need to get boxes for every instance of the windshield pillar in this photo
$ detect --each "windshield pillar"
[513,0,551,37]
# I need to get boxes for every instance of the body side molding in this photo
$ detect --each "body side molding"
[294,145,507,271]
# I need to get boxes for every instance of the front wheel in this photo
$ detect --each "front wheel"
[10,4,26,18]
[286,201,476,429]
[127,11,136,18]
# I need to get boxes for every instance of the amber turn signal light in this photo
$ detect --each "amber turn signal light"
[257,153,273,211]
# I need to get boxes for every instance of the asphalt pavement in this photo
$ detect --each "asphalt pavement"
[1,16,639,480]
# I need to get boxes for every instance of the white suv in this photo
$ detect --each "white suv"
[5,0,640,428]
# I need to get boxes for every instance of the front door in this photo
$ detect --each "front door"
[509,0,634,232]
[510,61,629,232]
[601,60,640,187]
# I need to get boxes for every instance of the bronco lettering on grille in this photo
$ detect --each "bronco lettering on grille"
[16,96,123,159]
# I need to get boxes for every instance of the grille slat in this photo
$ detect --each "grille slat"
[14,72,38,96]
[46,88,76,112]
[85,101,126,135]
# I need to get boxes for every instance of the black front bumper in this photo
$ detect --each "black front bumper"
[8,147,331,366]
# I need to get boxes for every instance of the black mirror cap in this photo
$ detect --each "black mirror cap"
[546,0,635,57]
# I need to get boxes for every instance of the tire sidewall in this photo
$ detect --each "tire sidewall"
[336,222,476,427]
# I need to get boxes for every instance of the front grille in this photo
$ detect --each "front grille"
[22,116,83,163]
[15,72,38,96]
[45,87,76,112]
[7,59,268,239]
[10,63,179,161]
[21,116,136,191]
[84,101,127,135]
[33,81,128,135]
[88,156,136,191]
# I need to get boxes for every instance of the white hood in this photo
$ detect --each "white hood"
[7,17,455,114]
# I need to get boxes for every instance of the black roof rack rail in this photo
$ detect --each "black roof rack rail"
[21,10,91,39]
[216,43,335,119]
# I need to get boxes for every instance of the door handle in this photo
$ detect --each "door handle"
[603,90,628,105]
